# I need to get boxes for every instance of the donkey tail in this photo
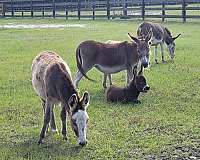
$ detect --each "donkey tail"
[76,48,95,82]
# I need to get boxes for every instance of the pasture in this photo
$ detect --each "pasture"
[0,18,200,159]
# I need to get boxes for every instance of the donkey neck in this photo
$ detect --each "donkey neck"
[124,42,139,67]
[163,28,173,45]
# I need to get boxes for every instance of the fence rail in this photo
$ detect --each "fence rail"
[0,0,200,21]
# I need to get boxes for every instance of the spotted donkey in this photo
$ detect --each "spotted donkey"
[32,51,90,146]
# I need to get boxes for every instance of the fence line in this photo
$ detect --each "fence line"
[0,0,200,22]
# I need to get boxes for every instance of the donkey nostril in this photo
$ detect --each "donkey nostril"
[145,86,150,90]
[142,63,148,68]
[79,141,87,147]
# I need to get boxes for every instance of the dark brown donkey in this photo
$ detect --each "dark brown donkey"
[106,66,150,103]
[32,51,90,146]
[74,31,152,89]
[137,22,181,64]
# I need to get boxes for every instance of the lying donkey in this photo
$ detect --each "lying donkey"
[74,30,152,89]
[32,51,90,146]
[106,66,150,103]
[137,22,181,64]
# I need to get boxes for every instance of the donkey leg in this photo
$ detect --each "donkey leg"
[60,104,67,141]
[74,66,92,88]
[38,100,52,144]
[154,45,158,64]
[127,67,133,84]
[41,99,49,133]
[103,73,107,89]
[50,105,57,133]
[108,74,112,86]
[74,71,83,89]
[160,43,166,63]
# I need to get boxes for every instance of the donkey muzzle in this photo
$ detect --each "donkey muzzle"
[79,140,87,147]
[143,85,150,92]
[142,62,149,68]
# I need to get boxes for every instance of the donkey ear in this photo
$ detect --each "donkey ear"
[81,91,90,110]
[138,65,144,76]
[172,34,181,41]
[128,33,140,44]
[68,94,78,111]
[145,28,153,42]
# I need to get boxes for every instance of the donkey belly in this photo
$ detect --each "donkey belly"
[150,36,163,46]
[95,64,126,74]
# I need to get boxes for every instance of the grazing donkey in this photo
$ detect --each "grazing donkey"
[106,66,150,103]
[137,22,181,64]
[32,51,90,146]
[74,30,152,89]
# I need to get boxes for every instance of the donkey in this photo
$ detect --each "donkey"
[137,22,181,64]
[103,40,125,88]
[106,66,150,103]
[32,51,90,146]
[74,30,152,89]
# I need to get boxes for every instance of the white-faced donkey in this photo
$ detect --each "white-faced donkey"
[32,51,90,146]
[106,66,150,103]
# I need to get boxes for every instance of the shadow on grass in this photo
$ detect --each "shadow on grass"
[1,136,87,159]
[149,59,174,68]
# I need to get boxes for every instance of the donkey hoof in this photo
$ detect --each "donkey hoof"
[155,60,158,64]
[38,139,44,145]
[51,129,58,134]
[133,100,141,104]
[63,135,68,141]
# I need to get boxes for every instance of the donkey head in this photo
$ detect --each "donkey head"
[68,91,90,146]
[132,66,150,92]
[165,27,181,60]
[128,29,152,68]
[167,34,181,60]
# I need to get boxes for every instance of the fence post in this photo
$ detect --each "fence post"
[21,1,24,18]
[107,0,110,20]
[53,0,55,18]
[65,0,68,20]
[42,0,44,18]
[123,0,127,16]
[162,3,165,22]
[31,0,33,18]
[78,0,81,20]
[2,2,5,17]
[141,0,145,20]
[11,0,14,17]
[182,0,186,22]
[92,2,95,20]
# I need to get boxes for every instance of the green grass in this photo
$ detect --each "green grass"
[0,18,200,159]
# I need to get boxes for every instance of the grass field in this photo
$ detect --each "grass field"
[0,18,200,159]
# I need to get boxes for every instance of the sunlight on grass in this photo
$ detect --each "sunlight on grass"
[0,18,200,159]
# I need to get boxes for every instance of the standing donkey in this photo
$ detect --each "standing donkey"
[32,51,90,146]
[137,22,181,64]
[74,30,152,89]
